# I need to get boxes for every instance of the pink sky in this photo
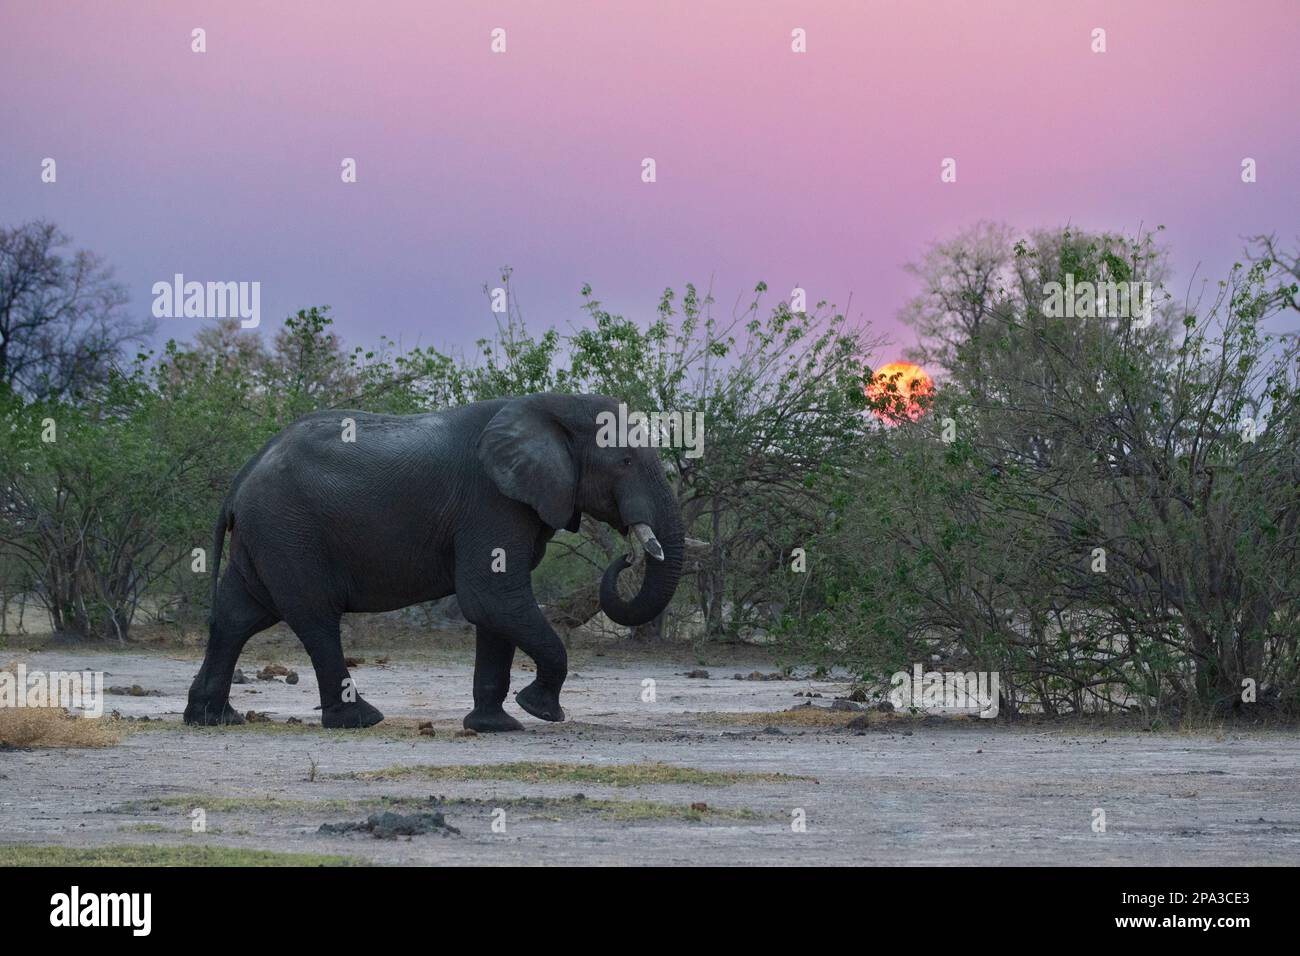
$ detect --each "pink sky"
[2,0,1296,361]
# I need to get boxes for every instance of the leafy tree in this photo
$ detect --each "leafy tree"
[800,226,1300,717]
[0,344,263,639]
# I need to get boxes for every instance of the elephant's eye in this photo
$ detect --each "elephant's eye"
[621,456,633,467]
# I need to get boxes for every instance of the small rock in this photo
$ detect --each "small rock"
[285,671,299,685]
[286,716,302,725]
[455,729,478,738]
[760,726,786,736]
[244,710,272,723]
[232,669,249,684]
[344,657,365,668]
[690,802,709,812]
[418,721,433,730]
[684,669,710,679]
[257,664,290,681]
[830,699,862,712]
[419,727,436,737]
[848,688,868,702]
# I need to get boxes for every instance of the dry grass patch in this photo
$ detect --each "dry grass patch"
[1,658,120,748]
[0,844,359,866]
[113,792,767,824]
[0,707,122,748]
[340,760,814,787]
[113,794,357,813]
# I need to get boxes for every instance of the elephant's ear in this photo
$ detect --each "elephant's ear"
[477,398,577,530]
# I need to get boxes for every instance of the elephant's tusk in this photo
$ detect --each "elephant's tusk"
[630,523,664,561]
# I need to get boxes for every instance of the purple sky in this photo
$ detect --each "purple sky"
[3,0,1297,363]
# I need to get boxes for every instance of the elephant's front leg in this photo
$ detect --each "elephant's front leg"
[476,604,568,723]
[456,541,568,725]
[463,627,524,732]
[500,601,567,722]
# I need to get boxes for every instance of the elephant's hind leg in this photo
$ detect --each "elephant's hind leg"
[185,572,279,726]
[284,613,384,729]
[464,627,524,732]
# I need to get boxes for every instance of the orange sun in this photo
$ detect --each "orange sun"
[866,362,934,422]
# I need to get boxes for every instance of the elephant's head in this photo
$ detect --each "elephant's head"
[477,393,686,627]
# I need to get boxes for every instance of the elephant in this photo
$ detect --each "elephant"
[183,393,685,732]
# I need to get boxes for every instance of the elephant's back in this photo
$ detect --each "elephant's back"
[238,411,441,504]
[228,405,494,552]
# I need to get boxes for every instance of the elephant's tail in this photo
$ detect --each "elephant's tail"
[209,497,232,613]
[209,432,273,613]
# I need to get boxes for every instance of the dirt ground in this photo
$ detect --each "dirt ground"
[2,627,1298,866]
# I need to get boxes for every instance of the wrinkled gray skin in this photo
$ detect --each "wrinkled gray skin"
[184,393,685,731]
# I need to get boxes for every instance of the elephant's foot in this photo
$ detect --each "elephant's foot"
[463,705,524,733]
[321,697,385,729]
[515,682,565,722]
[184,697,244,726]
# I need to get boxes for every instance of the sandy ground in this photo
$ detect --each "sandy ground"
[2,633,1299,866]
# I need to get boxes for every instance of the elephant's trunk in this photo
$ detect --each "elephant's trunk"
[599,483,684,628]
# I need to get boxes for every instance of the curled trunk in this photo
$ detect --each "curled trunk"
[599,489,684,628]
